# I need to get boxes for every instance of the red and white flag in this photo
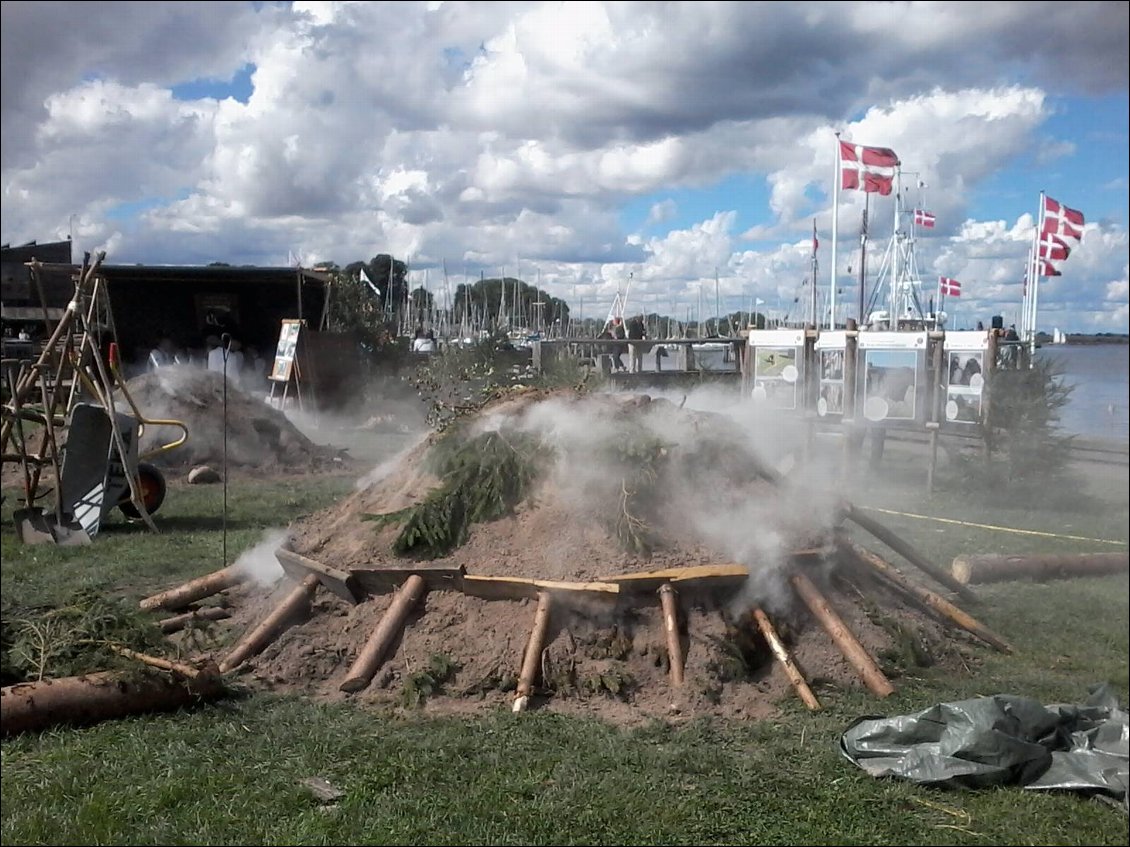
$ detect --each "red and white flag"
[939,276,961,297]
[1042,196,1084,243]
[1039,257,1064,278]
[914,209,935,228]
[1038,232,1071,262]
[839,141,900,195]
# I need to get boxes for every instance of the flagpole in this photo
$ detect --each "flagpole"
[1030,191,1044,347]
[809,220,818,327]
[830,131,841,329]
[1029,191,1046,351]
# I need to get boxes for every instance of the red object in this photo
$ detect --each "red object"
[1042,196,1084,242]
[939,276,961,297]
[839,140,899,195]
[1038,232,1071,262]
[1039,258,1063,278]
[914,209,935,228]
[108,342,120,367]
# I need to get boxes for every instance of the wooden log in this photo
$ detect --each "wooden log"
[159,606,232,634]
[513,591,552,713]
[658,583,685,686]
[340,575,427,693]
[845,542,1012,654]
[843,504,979,604]
[749,607,821,710]
[0,665,224,737]
[275,547,363,604]
[789,571,894,698]
[952,552,1129,585]
[219,575,320,673]
[140,566,246,612]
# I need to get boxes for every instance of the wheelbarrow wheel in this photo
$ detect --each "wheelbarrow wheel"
[119,462,167,519]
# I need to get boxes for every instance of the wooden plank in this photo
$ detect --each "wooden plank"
[603,564,750,593]
[461,574,621,602]
[274,547,362,605]
[350,564,465,594]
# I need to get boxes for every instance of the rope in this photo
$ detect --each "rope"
[858,505,1127,547]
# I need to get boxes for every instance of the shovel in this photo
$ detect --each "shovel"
[5,366,89,545]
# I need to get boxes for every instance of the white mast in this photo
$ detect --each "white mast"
[830,131,841,329]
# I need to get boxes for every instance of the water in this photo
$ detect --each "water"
[1036,344,1129,443]
[623,340,1128,443]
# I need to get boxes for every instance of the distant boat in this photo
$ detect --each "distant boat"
[1053,328,1067,344]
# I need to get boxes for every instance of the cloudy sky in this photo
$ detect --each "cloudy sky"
[2,1,1127,333]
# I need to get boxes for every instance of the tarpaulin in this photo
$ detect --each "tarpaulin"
[839,684,1128,811]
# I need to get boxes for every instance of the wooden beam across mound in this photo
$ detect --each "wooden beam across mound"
[461,574,621,603]
[349,564,466,595]
[275,547,363,605]
[602,564,749,594]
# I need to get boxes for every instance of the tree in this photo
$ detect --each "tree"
[342,255,408,318]
[452,277,570,334]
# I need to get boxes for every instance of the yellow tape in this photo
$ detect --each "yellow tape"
[860,506,1128,547]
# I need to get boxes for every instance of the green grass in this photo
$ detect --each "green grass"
[1,444,1128,846]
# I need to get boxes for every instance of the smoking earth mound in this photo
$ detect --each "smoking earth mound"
[216,388,978,723]
[119,365,344,471]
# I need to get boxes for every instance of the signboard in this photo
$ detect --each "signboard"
[747,331,806,411]
[944,331,990,425]
[270,319,303,383]
[814,330,847,417]
[856,332,927,424]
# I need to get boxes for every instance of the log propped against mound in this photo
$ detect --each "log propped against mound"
[199,389,1011,723]
[951,552,1129,585]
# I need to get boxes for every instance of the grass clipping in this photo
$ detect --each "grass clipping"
[364,427,549,557]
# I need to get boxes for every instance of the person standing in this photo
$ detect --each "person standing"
[626,314,647,373]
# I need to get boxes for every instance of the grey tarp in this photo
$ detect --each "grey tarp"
[839,684,1128,810]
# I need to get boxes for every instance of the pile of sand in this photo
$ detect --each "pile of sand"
[207,388,980,723]
[119,365,344,472]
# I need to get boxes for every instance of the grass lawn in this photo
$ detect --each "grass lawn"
[1,434,1127,846]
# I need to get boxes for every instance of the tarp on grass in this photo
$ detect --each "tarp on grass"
[839,684,1128,811]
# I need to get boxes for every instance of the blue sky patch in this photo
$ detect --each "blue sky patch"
[171,63,255,103]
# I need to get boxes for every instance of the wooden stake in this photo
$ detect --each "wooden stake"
[340,575,427,693]
[845,542,1012,653]
[843,503,978,604]
[513,591,552,712]
[140,566,247,612]
[108,646,207,680]
[750,607,821,710]
[952,552,1129,585]
[219,575,319,673]
[658,583,684,686]
[158,606,232,634]
[790,571,894,698]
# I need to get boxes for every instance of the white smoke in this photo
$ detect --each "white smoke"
[232,528,291,586]
[482,387,848,614]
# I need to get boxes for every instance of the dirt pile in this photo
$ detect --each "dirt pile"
[209,388,982,723]
[119,365,344,471]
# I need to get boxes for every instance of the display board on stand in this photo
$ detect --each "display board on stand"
[268,318,306,410]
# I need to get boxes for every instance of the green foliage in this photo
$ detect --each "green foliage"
[407,329,591,432]
[599,425,672,555]
[400,653,460,709]
[581,668,636,700]
[1,590,169,684]
[368,428,550,557]
[944,355,1078,502]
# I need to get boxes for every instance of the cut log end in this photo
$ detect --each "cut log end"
[952,552,1129,585]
